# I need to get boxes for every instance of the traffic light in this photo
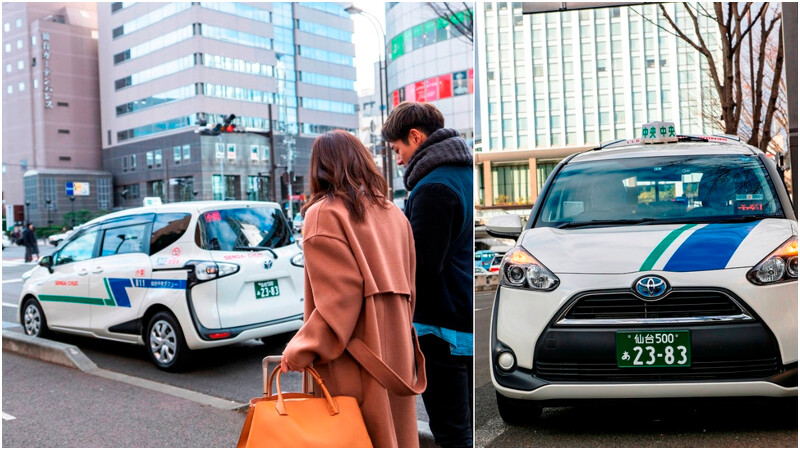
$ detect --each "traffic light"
[222,114,237,133]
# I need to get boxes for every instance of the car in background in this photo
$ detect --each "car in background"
[487,123,797,423]
[19,201,305,371]
[48,230,73,247]
[2,233,10,249]
[292,213,304,233]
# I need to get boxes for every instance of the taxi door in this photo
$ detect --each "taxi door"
[88,220,153,340]
[37,228,101,330]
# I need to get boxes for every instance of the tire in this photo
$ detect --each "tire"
[21,297,50,338]
[144,311,191,372]
[496,391,543,425]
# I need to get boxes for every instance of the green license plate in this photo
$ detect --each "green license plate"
[616,330,691,368]
[254,280,280,299]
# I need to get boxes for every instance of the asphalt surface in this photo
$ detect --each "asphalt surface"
[474,289,798,447]
[2,243,432,447]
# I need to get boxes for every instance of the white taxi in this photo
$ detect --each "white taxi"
[487,123,797,422]
[19,201,305,371]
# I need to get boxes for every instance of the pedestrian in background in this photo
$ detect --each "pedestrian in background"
[281,130,426,448]
[382,102,474,448]
[22,222,39,262]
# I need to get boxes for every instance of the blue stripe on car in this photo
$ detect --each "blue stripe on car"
[663,221,760,272]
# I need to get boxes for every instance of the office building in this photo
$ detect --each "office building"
[2,2,110,228]
[97,2,357,210]
[476,2,721,212]
[385,2,474,140]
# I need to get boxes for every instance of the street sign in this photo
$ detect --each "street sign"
[65,181,90,196]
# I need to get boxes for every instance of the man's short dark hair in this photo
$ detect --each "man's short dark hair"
[381,102,445,144]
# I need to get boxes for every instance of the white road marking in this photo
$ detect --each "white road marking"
[2,261,32,267]
[2,412,16,421]
[2,279,23,284]
[3,303,19,308]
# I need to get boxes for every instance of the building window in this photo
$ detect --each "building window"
[227,144,236,161]
[154,149,162,167]
[57,129,69,134]
[146,151,154,168]
[97,178,111,210]
[31,35,36,46]
[17,60,23,70]
[3,23,9,32]
[130,154,137,172]
[212,175,238,200]
[122,156,128,172]
[216,143,224,161]
[33,79,38,89]
[173,146,181,165]
[250,145,259,162]
[6,85,11,94]
[16,39,22,49]
[261,145,270,162]
[149,180,165,201]
[15,19,22,28]
[182,144,191,162]
[5,43,11,53]
[5,64,10,73]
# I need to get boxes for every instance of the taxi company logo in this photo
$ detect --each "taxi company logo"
[633,275,669,301]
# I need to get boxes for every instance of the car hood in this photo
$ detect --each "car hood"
[519,219,797,275]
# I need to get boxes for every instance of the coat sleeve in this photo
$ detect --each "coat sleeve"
[282,233,364,369]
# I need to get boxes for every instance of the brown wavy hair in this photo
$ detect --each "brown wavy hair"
[301,130,389,222]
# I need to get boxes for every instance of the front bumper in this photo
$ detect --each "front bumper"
[490,269,798,399]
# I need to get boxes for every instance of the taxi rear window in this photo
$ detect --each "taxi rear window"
[150,213,191,255]
[197,207,293,251]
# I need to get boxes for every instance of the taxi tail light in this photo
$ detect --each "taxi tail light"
[186,260,239,282]
[747,236,798,285]
[499,246,559,291]
[208,332,231,340]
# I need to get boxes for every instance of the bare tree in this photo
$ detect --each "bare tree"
[659,3,784,153]
[426,2,473,44]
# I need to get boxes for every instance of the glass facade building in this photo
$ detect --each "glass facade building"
[98,2,358,207]
[475,2,722,213]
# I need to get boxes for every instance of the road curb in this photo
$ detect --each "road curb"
[2,330,98,372]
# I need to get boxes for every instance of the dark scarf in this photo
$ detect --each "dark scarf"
[403,128,472,191]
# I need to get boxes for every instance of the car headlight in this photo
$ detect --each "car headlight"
[747,236,798,285]
[186,261,239,282]
[499,246,559,291]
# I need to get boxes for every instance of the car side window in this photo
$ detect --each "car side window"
[101,224,147,257]
[55,230,100,266]
[150,213,191,255]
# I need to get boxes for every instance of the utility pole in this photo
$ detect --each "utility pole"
[284,135,296,219]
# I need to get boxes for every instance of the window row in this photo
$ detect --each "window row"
[117,114,195,142]
[297,20,351,42]
[198,2,270,23]
[301,97,355,114]
[114,25,193,64]
[297,46,353,66]
[299,71,354,91]
[112,3,190,39]
[3,19,23,32]
[116,85,196,116]
[214,143,271,163]
[204,83,276,104]
[299,3,350,18]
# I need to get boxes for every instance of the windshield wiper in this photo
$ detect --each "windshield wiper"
[556,218,658,229]
[233,246,278,258]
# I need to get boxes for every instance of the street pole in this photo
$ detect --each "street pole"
[218,134,225,201]
[69,196,75,227]
[269,105,277,203]
[45,198,52,227]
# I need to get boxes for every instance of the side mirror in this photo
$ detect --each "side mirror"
[39,255,54,273]
[485,214,523,240]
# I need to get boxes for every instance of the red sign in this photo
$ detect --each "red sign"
[425,77,439,101]
[438,74,452,99]
[414,81,426,102]
[204,211,221,223]
[468,69,474,94]
[392,90,400,107]
[171,247,181,257]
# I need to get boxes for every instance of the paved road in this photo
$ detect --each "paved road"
[474,289,798,447]
[2,243,432,447]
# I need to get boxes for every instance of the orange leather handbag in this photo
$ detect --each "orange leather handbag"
[237,362,372,448]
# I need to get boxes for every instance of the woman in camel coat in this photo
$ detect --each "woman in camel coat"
[281,130,426,448]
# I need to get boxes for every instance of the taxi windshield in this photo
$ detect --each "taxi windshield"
[536,154,784,228]
[197,207,293,251]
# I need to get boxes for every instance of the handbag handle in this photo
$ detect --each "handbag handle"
[269,366,340,417]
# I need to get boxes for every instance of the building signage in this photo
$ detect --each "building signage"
[65,182,90,196]
[42,32,53,109]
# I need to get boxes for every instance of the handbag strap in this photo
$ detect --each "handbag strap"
[271,366,340,416]
[345,326,426,396]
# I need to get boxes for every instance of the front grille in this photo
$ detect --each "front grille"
[535,357,780,382]
[563,290,745,321]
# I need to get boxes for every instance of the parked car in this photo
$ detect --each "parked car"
[2,233,10,249]
[48,230,73,247]
[19,201,305,371]
[292,213,304,233]
[486,123,797,423]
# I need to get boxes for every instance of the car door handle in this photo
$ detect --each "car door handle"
[92,267,103,274]
[78,269,89,276]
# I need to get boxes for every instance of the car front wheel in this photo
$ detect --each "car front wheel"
[21,297,50,338]
[496,391,543,425]
[145,311,191,372]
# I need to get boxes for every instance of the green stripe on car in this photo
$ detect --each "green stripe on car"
[640,224,698,271]
[39,295,107,306]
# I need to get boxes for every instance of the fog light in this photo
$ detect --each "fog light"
[497,351,515,371]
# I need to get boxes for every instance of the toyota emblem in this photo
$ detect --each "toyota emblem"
[632,275,669,300]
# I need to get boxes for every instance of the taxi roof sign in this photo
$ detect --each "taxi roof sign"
[641,121,678,143]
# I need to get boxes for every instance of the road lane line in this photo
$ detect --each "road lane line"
[2,412,16,421]
[2,279,23,284]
